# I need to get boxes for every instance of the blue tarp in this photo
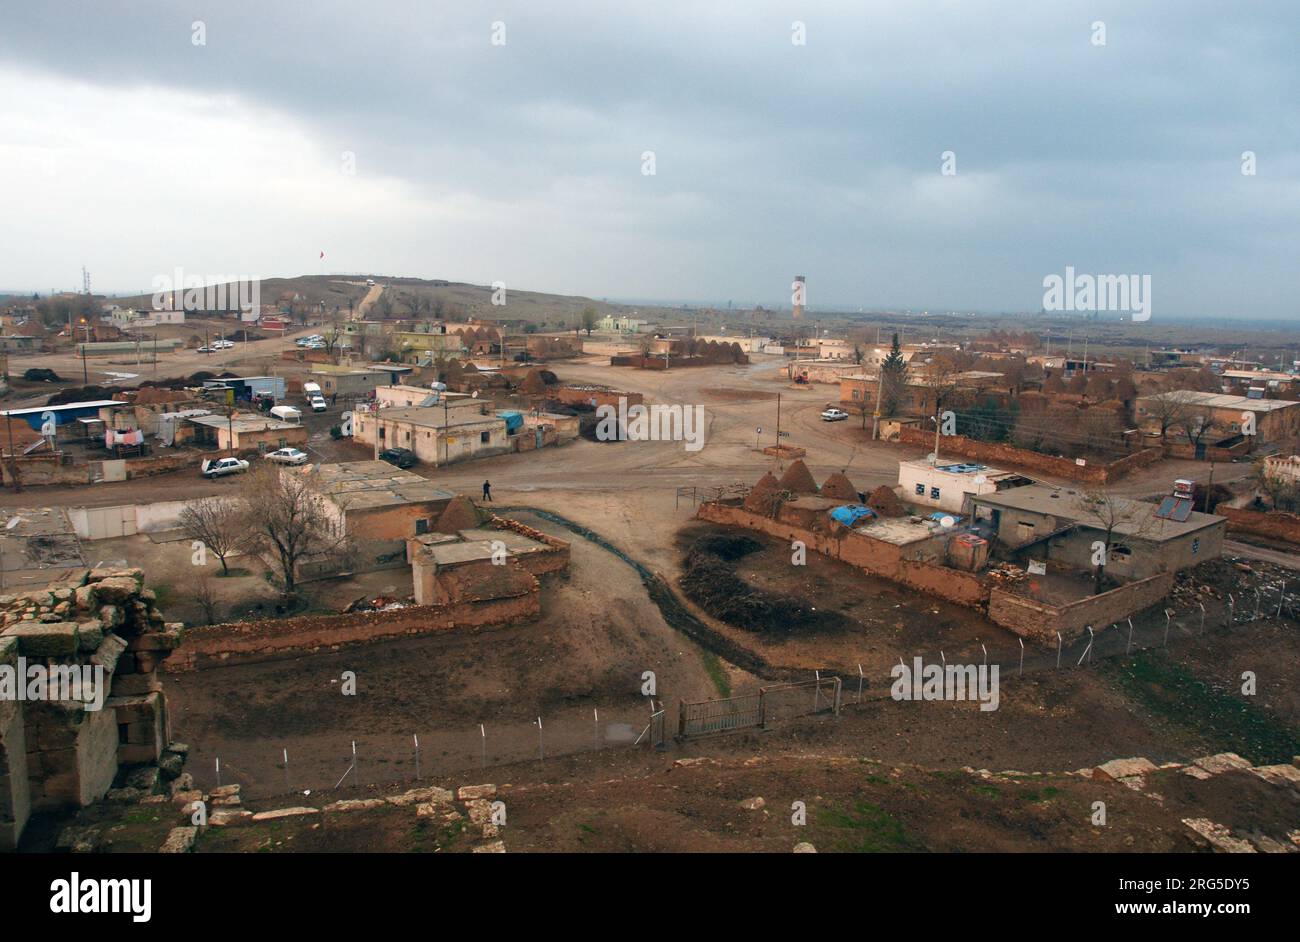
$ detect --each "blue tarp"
[927,511,964,523]
[830,504,876,527]
[496,410,524,433]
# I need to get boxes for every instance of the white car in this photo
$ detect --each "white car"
[201,457,250,478]
[265,447,309,465]
[821,408,850,422]
[309,396,328,413]
[214,339,235,349]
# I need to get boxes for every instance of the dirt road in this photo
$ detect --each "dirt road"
[1224,539,1300,570]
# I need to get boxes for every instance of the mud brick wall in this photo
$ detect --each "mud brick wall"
[489,516,572,575]
[551,386,644,410]
[697,502,989,610]
[988,572,1176,644]
[164,594,538,672]
[1216,506,1300,546]
[895,426,1162,484]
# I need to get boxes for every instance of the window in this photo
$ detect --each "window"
[1191,538,1200,555]
[480,431,491,443]
[930,487,940,500]
[416,519,429,535]
[852,389,860,400]
[915,483,925,496]
[405,431,411,442]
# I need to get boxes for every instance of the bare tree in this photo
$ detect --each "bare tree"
[1252,457,1290,510]
[243,464,352,599]
[1077,489,1161,594]
[194,574,220,625]
[178,496,251,576]
[1143,389,1198,442]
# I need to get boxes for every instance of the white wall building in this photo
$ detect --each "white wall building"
[897,459,1031,515]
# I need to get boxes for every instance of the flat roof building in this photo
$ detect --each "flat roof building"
[970,485,1225,582]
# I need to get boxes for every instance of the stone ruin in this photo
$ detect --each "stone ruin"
[0,567,182,849]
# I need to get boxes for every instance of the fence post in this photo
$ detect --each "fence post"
[1018,638,1024,677]
[1164,609,1171,647]
[1199,602,1205,634]
[678,700,686,738]
[1055,632,1062,669]
[857,663,864,703]
[413,734,420,780]
[1226,594,1234,628]
[1278,580,1287,619]
[1126,618,1134,655]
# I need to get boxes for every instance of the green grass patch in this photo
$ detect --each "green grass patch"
[700,650,731,698]
[816,799,922,852]
[1104,651,1300,765]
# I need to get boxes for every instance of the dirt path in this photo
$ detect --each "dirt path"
[1223,539,1300,570]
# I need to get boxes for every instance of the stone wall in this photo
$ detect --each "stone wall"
[1216,506,1300,546]
[896,425,1162,484]
[988,572,1176,643]
[0,567,179,848]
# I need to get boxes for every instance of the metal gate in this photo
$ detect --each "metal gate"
[678,677,841,739]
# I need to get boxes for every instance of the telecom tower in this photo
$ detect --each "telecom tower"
[82,267,91,295]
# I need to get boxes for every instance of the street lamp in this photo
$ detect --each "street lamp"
[78,318,89,384]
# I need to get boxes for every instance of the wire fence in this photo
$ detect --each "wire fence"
[182,580,1295,801]
[836,579,1297,708]
[187,701,673,802]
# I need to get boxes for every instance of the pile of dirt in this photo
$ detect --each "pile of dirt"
[866,485,907,518]
[743,472,781,515]
[678,534,852,635]
[819,471,860,502]
[1170,556,1296,611]
[436,495,483,533]
[22,368,61,383]
[517,369,554,395]
[777,460,818,495]
[47,385,118,406]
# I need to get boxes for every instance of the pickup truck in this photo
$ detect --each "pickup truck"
[200,457,250,479]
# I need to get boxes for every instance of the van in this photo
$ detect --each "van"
[270,405,303,424]
[302,382,323,398]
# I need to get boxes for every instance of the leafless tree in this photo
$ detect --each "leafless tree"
[178,496,251,576]
[1143,389,1199,441]
[243,465,352,599]
[1078,489,1161,594]
[194,574,220,625]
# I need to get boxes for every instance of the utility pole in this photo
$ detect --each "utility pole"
[774,393,782,450]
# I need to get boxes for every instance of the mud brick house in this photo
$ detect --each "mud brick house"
[185,413,308,452]
[1137,391,1300,455]
[970,485,1225,581]
[312,461,457,570]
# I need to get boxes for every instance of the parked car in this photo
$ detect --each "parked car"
[821,408,850,422]
[378,447,417,469]
[309,395,328,413]
[200,457,249,478]
[196,345,214,353]
[265,447,309,465]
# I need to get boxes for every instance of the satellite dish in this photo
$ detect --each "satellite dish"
[471,390,479,398]
[973,475,987,485]
[926,452,937,464]
[940,516,956,528]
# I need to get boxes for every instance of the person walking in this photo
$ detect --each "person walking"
[482,480,492,502]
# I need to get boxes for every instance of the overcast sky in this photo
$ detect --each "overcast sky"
[1,1,1297,318]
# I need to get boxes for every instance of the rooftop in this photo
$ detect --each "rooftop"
[899,459,1019,480]
[369,406,504,430]
[970,485,1222,540]
[310,460,455,509]
[1140,390,1299,412]
[186,414,302,433]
